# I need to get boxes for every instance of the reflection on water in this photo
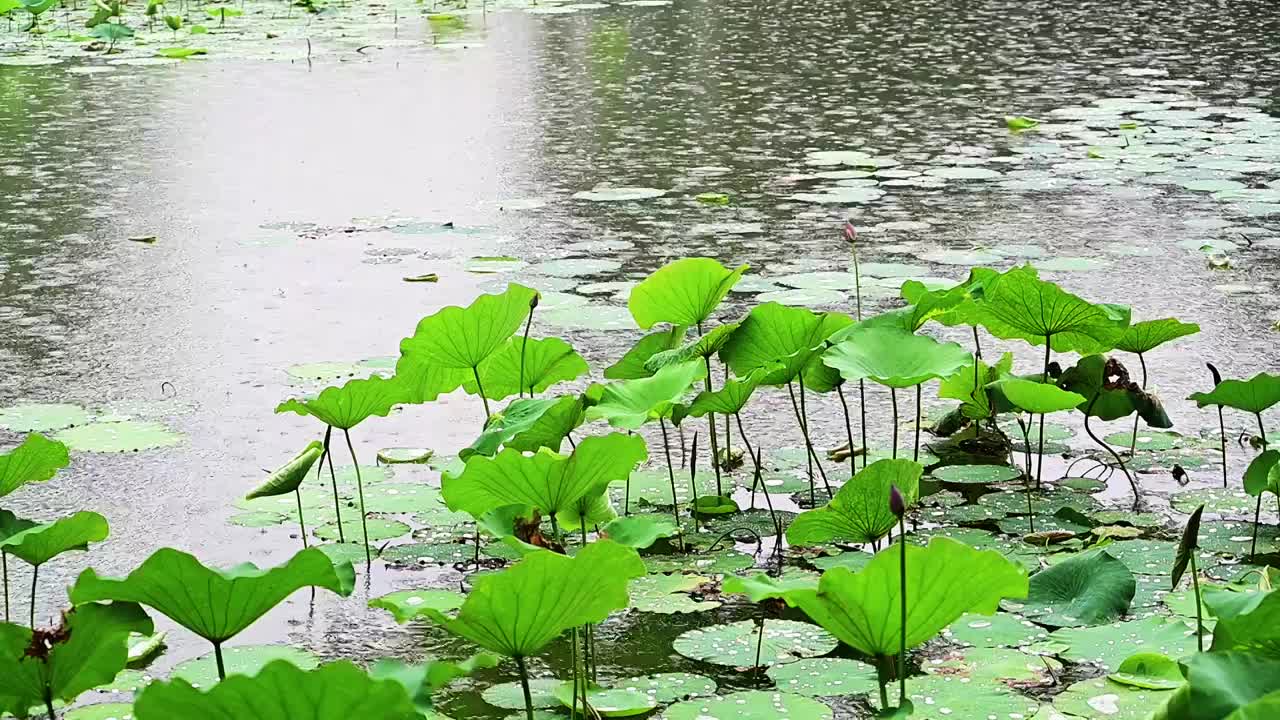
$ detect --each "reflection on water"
[1,0,1279,715]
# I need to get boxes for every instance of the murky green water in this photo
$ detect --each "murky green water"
[2,0,1280,716]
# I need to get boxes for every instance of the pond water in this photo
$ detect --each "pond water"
[2,0,1280,716]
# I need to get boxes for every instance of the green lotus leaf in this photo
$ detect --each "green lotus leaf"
[1149,652,1280,720]
[604,327,685,380]
[989,378,1086,415]
[399,284,537,371]
[417,540,645,657]
[1109,652,1186,690]
[628,258,747,329]
[369,653,499,713]
[369,589,466,624]
[1116,318,1200,355]
[1224,691,1280,720]
[684,366,774,417]
[70,547,355,644]
[786,459,923,545]
[133,659,421,720]
[643,323,739,373]
[1,511,108,568]
[585,361,706,429]
[0,510,36,544]
[823,326,972,388]
[462,337,588,401]
[246,442,324,499]
[0,433,69,498]
[1243,451,1280,497]
[661,690,832,720]
[722,573,818,603]
[786,536,1028,655]
[718,302,853,390]
[88,22,132,41]
[444,433,646,519]
[1172,504,1205,589]
[1014,549,1135,627]
[391,352,467,404]
[1059,354,1172,426]
[1205,587,1280,658]
[938,353,1014,420]
[601,515,678,549]
[977,265,1130,353]
[1189,372,1280,415]
[462,395,584,460]
[557,485,618,531]
[275,375,409,430]
[0,602,152,718]
[877,280,970,332]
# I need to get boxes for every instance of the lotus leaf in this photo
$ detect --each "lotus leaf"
[463,337,588,401]
[786,459,923,545]
[977,265,1130,354]
[245,442,324,499]
[275,375,409,430]
[0,434,69,498]
[718,302,853,390]
[1189,372,1280,415]
[585,361,705,429]
[823,326,972,388]
[628,258,747,329]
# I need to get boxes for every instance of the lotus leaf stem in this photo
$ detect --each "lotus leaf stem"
[898,514,907,705]
[1038,339,1051,489]
[1218,405,1229,488]
[2,552,7,623]
[737,416,780,538]
[837,383,857,477]
[213,640,226,681]
[913,384,922,463]
[29,564,37,627]
[1083,393,1139,508]
[1017,416,1035,533]
[514,654,535,720]
[754,613,765,672]
[890,387,899,459]
[696,333,724,497]
[797,374,833,495]
[518,305,534,399]
[1128,353,1148,458]
[321,426,344,542]
[342,429,372,567]
[471,367,492,419]
[44,694,55,720]
[859,380,868,470]
[787,381,830,505]
[658,418,685,552]
[689,432,700,526]
[295,489,308,549]
[1251,412,1269,556]
[1190,552,1204,652]
[702,527,763,554]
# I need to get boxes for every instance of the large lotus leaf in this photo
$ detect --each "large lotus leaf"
[70,547,355,643]
[1189,373,1280,415]
[444,433,646,518]
[276,375,409,430]
[557,485,618,532]
[661,690,832,720]
[1206,587,1280,658]
[1051,616,1198,671]
[399,284,538,369]
[1116,318,1200,355]
[1243,451,1280,498]
[990,378,1086,415]
[462,337,588,401]
[684,366,773,417]
[1014,549,1135,627]
[938,353,1014,420]
[391,351,467,404]
[823,326,972,388]
[1059,354,1172,426]
[628,258,747,329]
[977,265,1130,353]
[786,459,923,545]
[0,433,69,498]
[246,442,324,499]
[132,659,421,720]
[461,395,584,460]
[1149,652,1280,720]
[585,361,706,429]
[369,654,499,714]
[369,589,465,624]
[0,510,36,544]
[672,619,836,667]
[601,515,678,549]
[418,540,644,657]
[1224,692,1280,720]
[785,536,1028,655]
[908,267,999,328]
[718,302,853,390]
[722,573,818,603]
[643,323,739,373]
[866,280,969,332]
[604,327,686,380]
[0,601,152,717]
[1,511,108,567]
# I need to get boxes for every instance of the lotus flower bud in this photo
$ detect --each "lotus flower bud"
[889,484,905,519]
[529,292,540,310]
[1207,362,1222,387]
[843,222,858,244]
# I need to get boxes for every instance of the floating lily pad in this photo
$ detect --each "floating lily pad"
[933,464,1022,485]
[1093,540,1177,576]
[924,167,1003,180]
[541,303,633,331]
[1198,520,1280,556]
[227,511,287,528]
[765,657,877,697]
[572,187,666,202]
[660,690,833,720]
[376,447,434,464]
[630,573,720,614]
[1103,430,1185,451]
[95,669,152,695]
[1052,677,1174,719]
[673,619,837,667]
[811,551,874,572]
[535,258,623,277]
[894,673,1039,718]
[1051,616,1197,671]
[54,421,183,452]
[381,542,474,566]
[170,645,318,688]
[944,612,1047,648]
[1170,488,1255,515]
[0,403,91,432]
[314,518,410,543]
[922,249,1006,266]
[614,672,716,703]
[64,705,136,720]
[358,483,443,513]
[926,646,1061,684]
[1036,257,1103,272]
[774,271,859,291]
[754,288,846,307]
[644,550,755,575]
[554,683,658,716]
[369,588,465,622]
[483,678,562,709]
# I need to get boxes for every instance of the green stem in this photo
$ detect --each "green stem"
[890,387,899,459]
[295,488,308,549]
[1190,552,1204,653]
[898,515,907,704]
[514,655,534,720]
[29,564,38,627]
[689,432,700,526]
[877,656,890,710]
[1084,393,1139,505]
[44,693,55,720]
[322,426,344,542]
[1038,338,1051,489]
[859,380,868,470]
[798,374,833,496]
[658,418,685,551]
[1218,406,1229,488]
[472,366,492,419]
[1129,354,1148,458]
[213,640,226,681]
[754,613,765,671]
[837,383,857,478]
[343,429,372,567]
[699,344,723,496]
[737,415,779,537]
[788,381,829,504]
[2,552,7,623]
[570,627,579,720]
[1252,413,1269,556]
[1019,419,1035,534]
[913,384,922,463]
[518,306,534,399]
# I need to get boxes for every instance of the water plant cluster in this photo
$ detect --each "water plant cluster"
[5,237,1280,720]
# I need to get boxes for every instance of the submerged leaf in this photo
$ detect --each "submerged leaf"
[71,547,355,643]
[0,433,69,498]
[787,459,923,545]
[628,258,747,329]
[417,540,645,657]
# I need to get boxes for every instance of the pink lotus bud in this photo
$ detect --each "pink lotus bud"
[889,485,905,518]
[843,222,858,244]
